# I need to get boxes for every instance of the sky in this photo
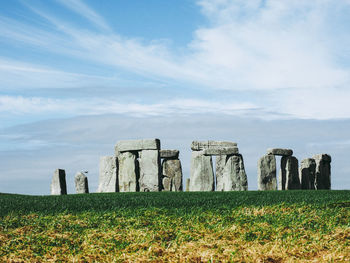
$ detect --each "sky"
[0,0,350,195]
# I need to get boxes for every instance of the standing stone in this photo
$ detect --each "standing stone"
[257,154,277,190]
[186,178,190,192]
[118,152,138,192]
[51,169,67,195]
[189,151,214,191]
[139,150,161,192]
[75,172,89,194]
[216,155,226,191]
[97,156,118,192]
[313,154,331,190]
[280,156,300,190]
[300,158,316,190]
[217,155,248,191]
[162,159,183,191]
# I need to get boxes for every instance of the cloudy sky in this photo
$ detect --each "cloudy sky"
[1,0,349,194]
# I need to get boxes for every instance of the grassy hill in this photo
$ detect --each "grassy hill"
[1,191,349,262]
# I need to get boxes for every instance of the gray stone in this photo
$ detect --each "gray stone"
[215,155,226,191]
[97,156,118,192]
[189,151,214,191]
[139,150,161,192]
[191,141,237,151]
[162,159,183,191]
[159,150,179,159]
[300,158,316,190]
[313,154,331,190]
[118,152,138,192]
[257,155,277,190]
[74,172,89,194]
[267,148,293,156]
[51,169,67,195]
[186,178,190,192]
[115,139,160,154]
[203,147,239,156]
[217,155,247,191]
[280,156,300,190]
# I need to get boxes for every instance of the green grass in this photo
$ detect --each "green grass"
[1,191,349,262]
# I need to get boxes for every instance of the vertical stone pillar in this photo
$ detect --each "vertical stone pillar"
[313,154,331,190]
[97,156,118,192]
[185,178,190,192]
[257,154,277,190]
[75,172,89,194]
[217,154,247,191]
[51,169,67,195]
[300,158,316,190]
[118,152,138,192]
[189,151,214,191]
[162,159,183,191]
[139,150,161,192]
[280,156,300,190]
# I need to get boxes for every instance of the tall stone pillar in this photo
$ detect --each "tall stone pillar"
[160,150,183,192]
[280,156,300,190]
[300,158,316,190]
[51,169,67,195]
[139,150,161,192]
[97,156,118,192]
[189,151,214,191]
[217,154,247,191]
[313,154,331,190]
[258,154,277,190]
[118,152,138,192]
[75,172,89,194]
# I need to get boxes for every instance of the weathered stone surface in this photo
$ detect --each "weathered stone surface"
[186,178,190,192]
[257,155,277,190]
[75,172,89,194]
[189,151,214,191]
[216,155,247,191]
[118,152,138,192]
[139,150,161,192]
[191,141,237,151]
[215,155,226,191]
[115,139,160,154]
[280,156,300,190]
[203,147,239,156]
[162,159,183,191]
[300,158,316,190]
[159,150,179,159]
[51,169,67,195]
[97,156,118,192]
[267,148,293,156]
[313,154,331,190]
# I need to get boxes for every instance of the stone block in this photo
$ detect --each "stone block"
[75,172,89,194]
[217,154,248,191]
[203,147,239,156]
[159,150,179,159]
[139,150,161,192]
[97,156,118,192]
[257,155,277,190]
[161,159,182,191]
[313,154,331,189]
[191,141,237,151]
[185,178,190,192]
[300,158,316,190]
[189,151,214,191]
[51,169,67,195]
[118,152,138,192]
[267,148,293,156]
[280,156,300,190]
[115,139,160,154]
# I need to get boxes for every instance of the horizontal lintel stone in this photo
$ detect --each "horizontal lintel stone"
[115,139,160,153]
[191,140,237,151]
[160,150,179,159]
[203,147,239,156]
[266,148,293,156]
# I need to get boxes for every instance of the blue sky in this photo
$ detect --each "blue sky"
[1,0,350,194]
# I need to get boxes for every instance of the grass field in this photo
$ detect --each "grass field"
[0,191,349,262]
